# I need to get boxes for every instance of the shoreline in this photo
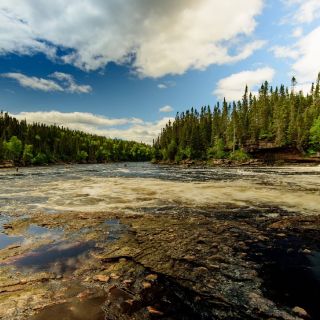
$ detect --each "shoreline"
[1,157,320,170]
[0,160,133,170]
[153,157,320,167]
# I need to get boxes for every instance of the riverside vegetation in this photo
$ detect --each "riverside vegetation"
[0,112,152,166]
[153,75,320,162]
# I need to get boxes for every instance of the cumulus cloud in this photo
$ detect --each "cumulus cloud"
[271,26,320,83]
[285,0,320,24]
[273,2,320,83]
[10,111,171,144]
[0,0,264,78]
[291,26,320,82]
[2,72,91,93]
[159,105,174,113]
[213,67,275,101]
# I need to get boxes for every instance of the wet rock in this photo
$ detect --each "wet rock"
[183,255,196,262]
[1,208,320,319]
[147,306,164,316]
[122,279,133,286]
[292,306,309,318]
[145,274,157,281]
[142,281,152,289]
[93,274,110,282]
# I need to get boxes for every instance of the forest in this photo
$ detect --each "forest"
[153,74,320,161]
[0,112,152,165]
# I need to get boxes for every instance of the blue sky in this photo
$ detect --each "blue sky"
[1,0,320,143]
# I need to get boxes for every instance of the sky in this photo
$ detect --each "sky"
[1,0,320,144]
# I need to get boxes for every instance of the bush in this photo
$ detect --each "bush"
[77,150,88,162]
[310,116,320,151]
[228,149,250,161]
[22,144,33,164]
[207,138,226,159]
[31,152,48,165]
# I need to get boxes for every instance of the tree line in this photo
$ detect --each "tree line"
[153,74,320,161]
[0,112,152,165]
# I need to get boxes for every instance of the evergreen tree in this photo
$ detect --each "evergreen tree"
[0,112,152,165]
[153,74,320,161]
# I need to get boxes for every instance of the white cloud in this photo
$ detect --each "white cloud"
[291,26,320,82]
[0,0,264,78]
[1,72,91,93]
[271,26,320,83]
[213,67,275,101]
[159,105,174,113]
[292,27,303,38]
[50,72,91,93]
[2,72,64,92]
[10,111,171,144]
[286,0,320,24]
[270,45,300,59]
[157,81,176,89]
[294,82,313,95]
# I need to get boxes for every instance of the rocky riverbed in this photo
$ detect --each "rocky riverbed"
[0,163,319,319]
[0,205,319,319]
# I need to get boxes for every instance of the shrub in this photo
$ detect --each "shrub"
[228,149,250,161]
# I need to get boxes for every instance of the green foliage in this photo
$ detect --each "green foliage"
[31,152,48,165]
[167,140,177,161]
[4,136,22,162]
[228,149,250,161]
[310,116,320,150]
[154,74,320,161]
[77,150,88,162]
[22,144,33,164]
[0,112,152,165]
[207,138,225,159]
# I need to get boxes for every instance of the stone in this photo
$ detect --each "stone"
[183,255,196,262]
[147,306,164,315]
[145,274,157,281]
[142,281,151,289]
[194,266,208,274]
[93,274,110,282]
[110,273,120,280]
[292,306,309,317]
[77,290,90,299]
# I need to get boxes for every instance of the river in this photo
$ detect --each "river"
[1,162,320,215]
[1,163,320,319]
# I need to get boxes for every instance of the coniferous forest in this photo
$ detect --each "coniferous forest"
[153,75,320,162]
[0,112,152,165]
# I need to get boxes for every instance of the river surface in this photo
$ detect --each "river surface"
[1,162,320,320]
[0,162,319,216]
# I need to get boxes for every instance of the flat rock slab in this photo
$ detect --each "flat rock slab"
[0,208,319,319]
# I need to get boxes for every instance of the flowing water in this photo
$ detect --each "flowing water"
[1,163,320,319]
[0,162,319,216]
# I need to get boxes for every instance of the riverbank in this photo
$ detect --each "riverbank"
[0,160,129,170]
[154,157,320,167]
[0,207,319,319]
